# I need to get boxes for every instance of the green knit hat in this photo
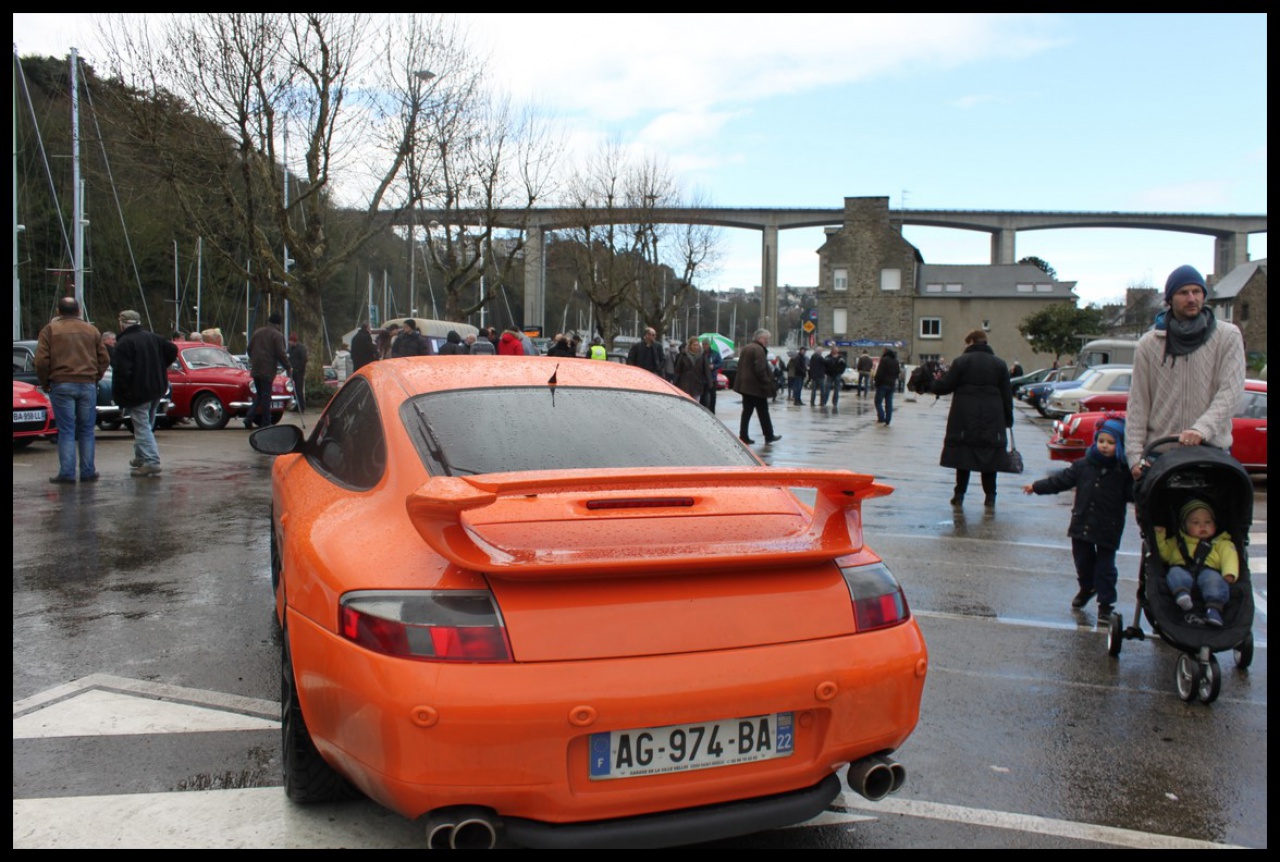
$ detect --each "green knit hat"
[1179,499,1214,529]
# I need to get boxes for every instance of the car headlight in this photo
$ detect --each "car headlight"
[284,378,295,393]
[248,380,257,395]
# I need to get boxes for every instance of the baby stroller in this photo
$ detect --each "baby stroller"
[1106,438,1255,705]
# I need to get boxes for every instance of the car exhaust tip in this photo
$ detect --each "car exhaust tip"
[847,754,903,802]
[424,806,498,850]
[875,754,906,795]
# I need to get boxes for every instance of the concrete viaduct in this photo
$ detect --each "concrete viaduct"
[409,207,1267,337]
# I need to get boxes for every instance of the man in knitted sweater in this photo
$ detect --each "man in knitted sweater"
[1126,264,1245,479]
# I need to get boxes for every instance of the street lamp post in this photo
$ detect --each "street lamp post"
[408,70,435,320]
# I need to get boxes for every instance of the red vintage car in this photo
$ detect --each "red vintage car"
[165,341,295,430]
[1047,379,1267,473]
[12,379,56,447]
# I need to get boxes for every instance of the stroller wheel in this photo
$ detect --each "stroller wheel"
[1175,653,1197,702]
[1234,632,1254,670]
[1107,612,1124,657]
[1197,655,1221,705]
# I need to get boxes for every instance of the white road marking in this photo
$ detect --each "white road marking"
[13,689,278,739]
[835,793,1247,849]
[13,788,425,849]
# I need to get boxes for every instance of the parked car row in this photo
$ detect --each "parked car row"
[13,339,173,433]
[1045,380,1267,473]
[13,339,294,434]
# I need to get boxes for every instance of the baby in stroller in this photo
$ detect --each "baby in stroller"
[1154,499,1239,627]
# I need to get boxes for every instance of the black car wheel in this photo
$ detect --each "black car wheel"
[192,393,230,430]
[281,629,359,803]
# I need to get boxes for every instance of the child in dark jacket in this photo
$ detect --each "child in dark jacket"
[1024,417,1134,621]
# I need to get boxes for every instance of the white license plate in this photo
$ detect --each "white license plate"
[589,712,794,780]
[13,410,46,423]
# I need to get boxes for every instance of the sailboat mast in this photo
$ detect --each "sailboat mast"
[71,48,85,310]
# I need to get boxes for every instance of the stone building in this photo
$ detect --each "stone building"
[1208,258,1267,366]
[814,197,1077,365]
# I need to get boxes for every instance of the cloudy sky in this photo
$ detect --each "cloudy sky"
[13,13,1268,306]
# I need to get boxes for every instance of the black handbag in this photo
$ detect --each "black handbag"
[999,427,1025,474]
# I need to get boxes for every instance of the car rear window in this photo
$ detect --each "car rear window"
[181,347,238,369]
[400,387,755,476]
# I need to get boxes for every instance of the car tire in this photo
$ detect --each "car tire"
[97,419,123,432]
[281,629,359,803]
[192,393,230,430]
[13,438,34,449]
[269,409,284,426]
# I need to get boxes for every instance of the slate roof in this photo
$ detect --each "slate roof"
[1210,258,1267,300]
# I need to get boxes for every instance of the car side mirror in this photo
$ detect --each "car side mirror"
[250,424,304,455]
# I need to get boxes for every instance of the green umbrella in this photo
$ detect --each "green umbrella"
[698,333,735,359]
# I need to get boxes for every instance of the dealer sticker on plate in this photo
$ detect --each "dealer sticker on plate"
[589,712,794,780]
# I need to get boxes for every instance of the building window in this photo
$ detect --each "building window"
[880,269,901,291]
[920,318,941,339]
[1016,283,1034,293]
[925,283,943,293]
[833,268,848,291]
[1035,283,1053,292]
[1241,302,1249,322]
[919,353,942,364]
[832,308,848,335]
[945,283,962,293]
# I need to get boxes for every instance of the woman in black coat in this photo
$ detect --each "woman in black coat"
[931,329,1014,507]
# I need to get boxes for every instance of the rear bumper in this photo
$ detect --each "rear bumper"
[503,773,842,849]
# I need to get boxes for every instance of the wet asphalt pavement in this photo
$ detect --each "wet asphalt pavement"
[12,381,1269,848]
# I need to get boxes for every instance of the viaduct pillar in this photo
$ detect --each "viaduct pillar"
[524,226,545,332]
[761,224,779,337]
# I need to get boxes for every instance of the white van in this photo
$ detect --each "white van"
[359,318,479,355]
[1078,338,1138,368]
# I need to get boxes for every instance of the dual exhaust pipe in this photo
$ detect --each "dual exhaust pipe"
[425,806,499,850]
[847,753,906,802]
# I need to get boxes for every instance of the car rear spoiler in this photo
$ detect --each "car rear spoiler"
[406,467,892,576]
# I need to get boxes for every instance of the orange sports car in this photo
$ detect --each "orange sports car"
[251,357,927,849]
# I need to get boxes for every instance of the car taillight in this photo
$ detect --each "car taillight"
[339,590,513,662]
[839,563,910,632]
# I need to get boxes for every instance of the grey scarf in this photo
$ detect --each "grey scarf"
[1158,308,1216,364]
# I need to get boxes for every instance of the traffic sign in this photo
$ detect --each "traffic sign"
[802,321,815,333]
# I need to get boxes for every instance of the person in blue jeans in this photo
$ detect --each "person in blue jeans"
[873,347,901,425]
[35,297,111,483]
[1155,500,1238,627]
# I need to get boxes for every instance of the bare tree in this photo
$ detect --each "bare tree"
[416,90,560,324]
[562,141,647,349]
[98,12,472,371]
[564,145,721,347]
